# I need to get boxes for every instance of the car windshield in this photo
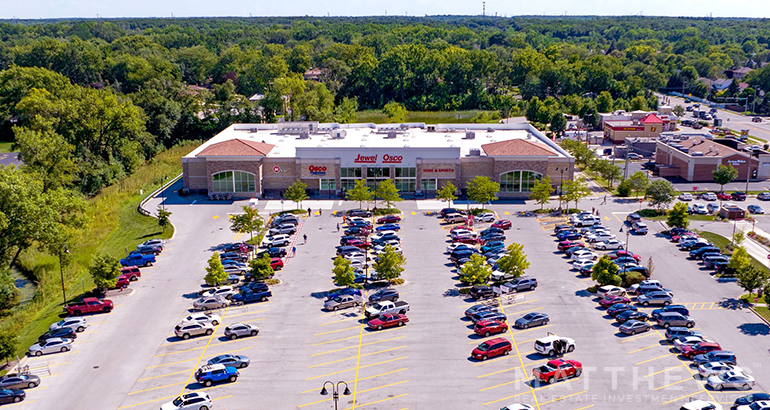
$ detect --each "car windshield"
[718,373,730,380]
[522,313,536,320]
[173,397,184,406]
[477,343,490,351]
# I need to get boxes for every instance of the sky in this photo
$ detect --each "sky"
[2,0,770,19]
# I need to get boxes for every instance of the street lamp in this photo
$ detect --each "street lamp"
[620,225,630,254]
[556,167,565,212]
[744,152,753,195]
[58,245,69,305]
[320,381,351,410]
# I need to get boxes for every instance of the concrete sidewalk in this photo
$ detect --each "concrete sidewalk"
[736,220,770,267]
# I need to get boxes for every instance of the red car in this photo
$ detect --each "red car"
[671,232,697,242]
[606,250,641,262]
[368,313,409,330]
[599,295,631,308]
[717,192,731,200]
[270,258,284,270]
[65,297,114,315]
[110,275,131,290]
[119,266,141,281]
[474,320,508,337]
[346,239,372,250]
[492,220,512,230]
[558,241,584,252]
[532,359,583,384]
[681,342,721,359]
[471,337,512,361]
[453,236,481,245]
[377,215,401,224]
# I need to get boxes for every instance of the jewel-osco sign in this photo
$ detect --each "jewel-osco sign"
[309,165,327,176]
[354,154,403,164]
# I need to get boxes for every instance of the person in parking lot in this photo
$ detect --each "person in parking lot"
[303,234,307,244]
[336,223,340,232]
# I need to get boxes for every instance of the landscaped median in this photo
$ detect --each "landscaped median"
[3,142,198,361]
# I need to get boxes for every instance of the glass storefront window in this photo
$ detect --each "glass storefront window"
[212,171,255,193]
[320,179,336,191]
[341,179,358,192]
[499,171,542,192]
[366,167,389,178]
[420,179,437,191]
[395,167,416,178]
[394,179,416,192]
[212,172,233,192]
[340,167,361,178]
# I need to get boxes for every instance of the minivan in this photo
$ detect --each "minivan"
[656,312,695,328]
[471,338,512,361]
[638,291,673,306]
[504,276,538,292]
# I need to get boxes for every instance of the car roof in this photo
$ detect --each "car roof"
[483,337,508,345]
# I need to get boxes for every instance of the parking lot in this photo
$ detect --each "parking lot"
[10,192,770,410]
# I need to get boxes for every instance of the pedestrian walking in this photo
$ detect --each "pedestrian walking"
[303,234,307,244]
[592,207,595,214]
[602,195,607,205]
[336,222,340,232]
[319,209,322,216]
[292,246,296,257]
[307,207,311,216]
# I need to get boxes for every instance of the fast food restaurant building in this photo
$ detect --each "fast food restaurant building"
[182,122,574,198]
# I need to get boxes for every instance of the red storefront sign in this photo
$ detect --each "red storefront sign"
[423,168,454,173]
[353,154,403,164]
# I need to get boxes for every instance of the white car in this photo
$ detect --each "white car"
[673,335,708,352]
[678,193,693,201]
[571,250,598,261]
[701,192,717,201]
[180,312,221,327]
[597,285,626,298]
[569,212,593,223]
[680,400,723,410]
[200,286,237,300]
[374,245,402,254]
[707,203,720,213]
[446,243,473,253]
[161,392,213,410]
[474,212,496,222]
[193,296,230,311]
[266,234,291,247]
[349,259,368,268]
[500,404,535,410]
[689,203,708,214]
[698,362,743,378]
[450,229,476,239]
[28,338,72,356]
[586,233,616,243]
[49,317,88,333]
[706,371,755,390]
[572,259,594,271]
[374,239,400,248]
[371,231,398,241]
[594,239,625,250]
[735,401,770,410]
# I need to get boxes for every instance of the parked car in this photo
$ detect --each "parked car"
[503,276,538,292]
[619,320,651,335]
[0,389,25,404]
[375,223,400,232]
[257,247,287,258]
[367,313,409,330]
[266,234,292,247]
[651,305,690,320]
[706,371,755,390]
[689,203,709,214]
[731,394,770,409]
[180,312,221,326]
[597,285,626,298]
[731,192,748,201]
[680,400,724,410]
[465,304,498,319]
[195,364,238,387]
[368,289,399,303]
[207,353,250,369]
[532,359,583,384]
[607,303,637,317]
[631,221,648,234]
[679,193,693,201]
[50,317,87,333]
[364,300,410,319]
[377,215,401,224]
[693,351,737,366]
[556,231,582,241]
[573,216,601,227]
[599,295,631,308]
[638,291,673,307]
[758,192,770,201]
[665,327,702,342]
[514,312,549,329]
[231,289,272,305]
[65,297,113,316]
[701,192,717,201]
[571,250,598,261]
[193,295,229,311]
[707,203,721,213]
[474,320,508,337]
[470,310,507,324]
[224,323,259,340]
[0,374,40,390]
[492,220,512,230]
[469,286,495,300]
[28,338,72,356]
[347,209,372,217]
[471,337,512,361]
[698,362,744,378]
[174,322,214,340]
[533,335,576,356]
[656,312,695,328]
[748,205,765,214]
[160,392,213,410]
[135,244,162,255]
[681,341,723,359]
[324,294,363,311]
[120,252,155,267]
[38,327,77,343]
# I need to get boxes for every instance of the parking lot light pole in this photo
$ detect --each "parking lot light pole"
[320,381,351,410]
[556,167,565,212]
[58,245,69,305]
[620,225,630,254]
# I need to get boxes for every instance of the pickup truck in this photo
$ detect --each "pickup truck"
[532,359,583,384]
[231,290,272,305]
[120,251,155,267]
[364,300,409,319]
[66,297,114,315]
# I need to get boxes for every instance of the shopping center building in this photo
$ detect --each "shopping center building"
[181,122,574,198]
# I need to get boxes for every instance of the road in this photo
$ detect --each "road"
[660,93,770,142]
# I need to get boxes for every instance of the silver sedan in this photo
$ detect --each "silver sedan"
[224,323,259,340]
[28,338,72,356]
[0,374,41,389]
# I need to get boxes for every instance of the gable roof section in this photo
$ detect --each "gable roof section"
[197,139,274,157]
[481,139,556,157]
[640,113,664,124]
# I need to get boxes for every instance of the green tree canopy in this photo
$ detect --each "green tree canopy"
[666,202,690,229]
[229,206,264,245]
[529,175,553,209]
[436,181,458,207]
[460,253,493,285]
[156,206,172,232]
[646,180,676,210]
[285,179,309,209]
[382,101,406,123]
[562,178,590,210]
[375,179,402,209]
[713,164,739,193]
[90,254,122,290]
[728,246,752,277]
[373,245,406,283]
[736,265,767,297]
[466,176,499,205]
[205,252,228,286]
[591,255,622,286]
[248,253,275,281]
[346,179,373,208]
[496,243,530,279]
[332,255,359,288]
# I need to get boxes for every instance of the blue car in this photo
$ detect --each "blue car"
[607,303,637,317]
[375,223,401,232]
[748,204,765,214]
[327,288,362,300]
[556,231,581,241]
[480,242,505,254]
[651,305,690,319]
[195,364,239,387]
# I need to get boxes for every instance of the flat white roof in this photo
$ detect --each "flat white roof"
[184,122,570,159]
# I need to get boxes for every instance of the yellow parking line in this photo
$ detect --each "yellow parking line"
[4,400,34,407]
[539,391,588,406]
[339,393,408,410]
[516,337,540,346]
[644,364,686,378]
[477,358,549,378]
[313,334,360,346]
[636,354,673,365]
[479,377,528,392]
[621,333,656,343]
[709,302,716,309]
[146,346,252,369]
[299,380,408,408]
[239,317,265,324]
[213,215,219,219]
[574,405,594,410]
[301,368,407,393]
[312,336,406,357]
[88,320,107,325]
[511,324,551,335]
[506,306,544,316]
[179,306,229,394]
[138,369,189,381]
[481,381,567,406]
[118,394,178,409]
[653,377,692,391]
[319,316,362,326]
[461,298,538,309]
[499,298,542,410]
[308,346,406,368]
[129,381,185,395]
[213,395,232,402]
[628,344,661,354]
[314,325,360,336]
[661,391,702,405]
[306,356,407,381]
[225,309,269,319]
[649,324,718,403]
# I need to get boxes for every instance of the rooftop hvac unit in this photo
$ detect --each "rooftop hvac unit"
[487,127,495,133]
[692,151,704,156]
[680,147,690,153]
[385,131,397,139]
[464,131,476,140]
[469,148,481,156]
[332,129,347,139]
[298,131,310,139]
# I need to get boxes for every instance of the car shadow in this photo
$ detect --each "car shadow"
[720,298,748,310]
[573,289,594,298]
[165,336,186,343]
[737,322,770,336]
[525,353,546,360]
[443,289,461,297]
[183,292,202,300]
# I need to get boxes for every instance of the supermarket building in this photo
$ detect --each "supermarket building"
[182,122,574,198]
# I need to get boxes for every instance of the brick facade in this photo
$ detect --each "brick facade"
[204,159,263,196]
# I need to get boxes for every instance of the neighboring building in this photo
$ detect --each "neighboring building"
[182,122,575,199]
[603,113,669,143]
[725,67,753,80]
[711,78,732,92]
[655,134,770,182]
[303,68,323,81]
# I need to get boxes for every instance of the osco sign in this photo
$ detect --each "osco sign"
[309,165,327,172]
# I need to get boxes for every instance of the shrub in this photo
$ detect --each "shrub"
[373,208,400,216]
[390,278,405,285]
[617,180,633,197]
[621,271,646,288]
[470,208,494,216]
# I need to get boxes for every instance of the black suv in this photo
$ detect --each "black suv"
[731,191,747,201]
[469,286,495,300]
[368,289,399,303]
[257,247,287,258]
[39,327,77,343]
[626,213,641,223]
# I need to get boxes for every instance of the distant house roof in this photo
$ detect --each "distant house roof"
[732,67,753,74]
[640,113,664,124]
[249,93,265,102]
[712,79,732,90]
[197,139,274,157]
[481,139,556,157]
[304,68,323,81]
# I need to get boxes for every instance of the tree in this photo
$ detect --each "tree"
[332,255,359,288]
[205,252,228,286]
[737,265,767,297]
[436,181,458,207]
[460,253,493,285]
[334,97,359,124]
[382,101,406,123]
[0,331,17,366]
[229,206,264,247]
[733,231,745,246]
[496,243,530,279]
[156,207,172,232]
[561,178,590,210]
[646,180,676,210]
[560,139,595,167]
[0,270,20,311]
[529,176,554,209]
[713,164,739,193]
[346,179,373,209]
[596,91,614,113]
[591,160,622,188]
[626,171,650,198]
[375,179,402,209]
[13,128,76,192]
[728,246,752,277]
[248,253,274,281]
[591,255,622,286]
[90,254,122,290]
[549,112,567,136]
[373,245,406,283]
[667,202,690,229]
[466,176,499,206]
[285,180,309,209]
[672,105,685,117]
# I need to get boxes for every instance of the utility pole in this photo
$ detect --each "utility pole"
[623,151,630,181]
[482,1,486,16]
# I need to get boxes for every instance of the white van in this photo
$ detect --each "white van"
[533,335,576,356]
[574,216,601,227]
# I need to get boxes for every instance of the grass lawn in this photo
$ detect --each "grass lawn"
[0,142,14,153]
[698,230,769,275]
[355,110,500,124]
[739,294,770,322]
[6,142,199,358]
